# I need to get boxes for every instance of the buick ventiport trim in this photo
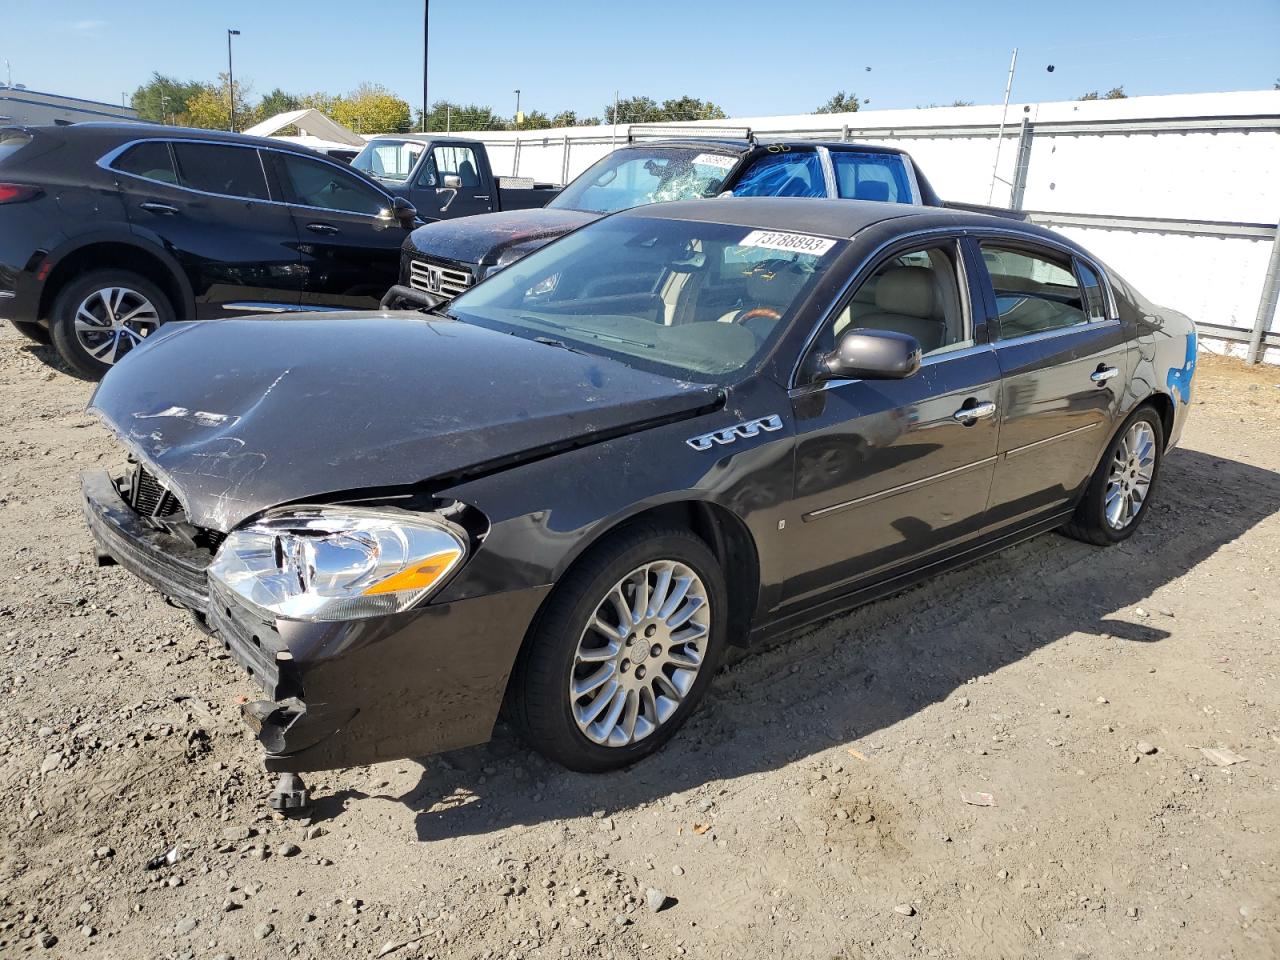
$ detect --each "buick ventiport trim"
[81,198,1196,784]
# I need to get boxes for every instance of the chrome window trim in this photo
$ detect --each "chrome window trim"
[993,316,1121,350]
[97,137,397,220]
[803,455,999,522]
[789,225,974,390]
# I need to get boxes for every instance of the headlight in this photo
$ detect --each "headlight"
[208,507,467,622]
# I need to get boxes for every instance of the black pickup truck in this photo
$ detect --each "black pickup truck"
[394,136,942,301]
[351,135,558,221]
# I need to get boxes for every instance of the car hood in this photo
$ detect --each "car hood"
[89,312,720,532]
[406,208,597,267]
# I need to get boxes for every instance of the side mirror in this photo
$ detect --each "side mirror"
[439,173,462,191]
[391,196,417,227]
[818,328,922,382]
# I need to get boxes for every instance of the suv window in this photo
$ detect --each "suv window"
[732,149,825,198]
[275,152,388,216]
[172,143,269,200]
[831,150,912,202]
[982,245,1087,338]
[811,243,968,370]
[419,145,481,188]
[113,141,177,185]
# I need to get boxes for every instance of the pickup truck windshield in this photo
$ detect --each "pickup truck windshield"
[549,148,738,215]
[351,140,426,182]
[447,216,845,382]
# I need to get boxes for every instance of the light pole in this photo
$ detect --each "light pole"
[421,0,429,132]
[226,28,241,132]
[513,88,521,128]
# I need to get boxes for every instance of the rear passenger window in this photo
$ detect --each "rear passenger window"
[982,245,1087,338]
[113,142,177,184]
[1076,260,1109,321]
[732,150,825,199]
[831,151,912,203]
[172,143,269,200]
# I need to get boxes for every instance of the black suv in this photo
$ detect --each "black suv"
[0,123,417,378]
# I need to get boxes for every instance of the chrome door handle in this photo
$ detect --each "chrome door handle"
[1091,366,1119,384]
[953,400,997,424]
[305,222,339,235]
[473,195,490,200]
[139,201,178,215]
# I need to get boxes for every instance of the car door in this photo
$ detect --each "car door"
[976,238,1131,530]
[780,235,1001,608]
[409,143,493,219]
[268,149,411,309]
[110,139,302,318]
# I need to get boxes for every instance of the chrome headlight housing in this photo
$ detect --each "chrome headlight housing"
[208,507,467,622]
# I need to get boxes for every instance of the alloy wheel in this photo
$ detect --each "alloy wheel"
[73,286,160,366]
[1105,420,1157,530]
[570,560,711,747]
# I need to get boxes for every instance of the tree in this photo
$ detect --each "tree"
[605,95,727,124]
[814,91,864,114]
[256,88,301,121]
[184,73,254,130]
[419,100,511,132]
[329,83,412,134]
[658,96,727,121]
[1079,86,1127,101]
[516,109,554,130]
[130,73,205,125]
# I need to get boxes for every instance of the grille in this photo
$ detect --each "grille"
[128,463,183,519]
[408,258,472,299]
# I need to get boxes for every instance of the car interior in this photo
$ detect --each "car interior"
[982,245,1089,337]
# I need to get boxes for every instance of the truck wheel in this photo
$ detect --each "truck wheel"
[1061,406,1164,546]
[50,270,173,380]
[509,526,727,772]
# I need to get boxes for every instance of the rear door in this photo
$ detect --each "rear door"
[268,149,411,309]
[976,238,1131,530]
[409,143,493,218]
[111,139,302,317]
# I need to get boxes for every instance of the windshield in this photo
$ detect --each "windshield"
[446,216,845,383]
[550,147,739,214]
[351,139,425,182]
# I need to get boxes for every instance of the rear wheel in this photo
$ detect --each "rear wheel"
[50,269,173,380]
[1061,406,1164,545]
[509,526,727,772]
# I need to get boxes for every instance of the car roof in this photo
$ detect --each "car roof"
[618,196,1082,248]
[31,121,341,156]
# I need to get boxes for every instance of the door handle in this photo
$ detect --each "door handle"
[1091,365,1119,385]
[473,195,490,200]
[305,222,339,235]
[953,400,997,424]
[139,201,178,215]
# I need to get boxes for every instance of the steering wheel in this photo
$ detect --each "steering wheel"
[734,307,782,325]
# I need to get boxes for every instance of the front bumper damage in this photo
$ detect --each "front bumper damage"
[81,469,551,773]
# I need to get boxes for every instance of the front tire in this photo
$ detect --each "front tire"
[50,270,173,380]
[509,526,728,772]
[1062,406,1164,545]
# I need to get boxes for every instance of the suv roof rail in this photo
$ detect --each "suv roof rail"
[626,123,754,144]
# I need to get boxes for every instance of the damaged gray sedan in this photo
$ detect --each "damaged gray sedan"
[82,198,1196,804]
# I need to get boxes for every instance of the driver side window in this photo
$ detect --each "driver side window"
[808,242,969,377]
[275,152,388,216]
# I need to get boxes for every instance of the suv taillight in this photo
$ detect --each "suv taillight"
[0,183,42,204]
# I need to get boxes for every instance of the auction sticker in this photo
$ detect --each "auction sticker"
[741,230,837,256]
[693,153,737,170]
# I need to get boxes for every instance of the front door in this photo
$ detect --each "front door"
[113,139,302,318]
[781,238,1001,608]
[268,150,410,309]
[409,144,493,219]
[976,241,1131,530]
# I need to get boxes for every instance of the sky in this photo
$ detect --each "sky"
[4,0,1278,118]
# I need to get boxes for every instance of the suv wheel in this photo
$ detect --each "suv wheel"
[50,270,173,379]
[509,526,728,772]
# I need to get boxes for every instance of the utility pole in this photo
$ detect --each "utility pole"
[987,47,1017,205]
[611,89,619,147]
[421,0,429,132]
[513,88,521,128]
[226,29,241,132]
[4,60,11,87]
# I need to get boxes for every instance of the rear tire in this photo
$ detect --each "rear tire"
[50,269,173,380]
[508,525,728,773]
[1061,406,1164,546]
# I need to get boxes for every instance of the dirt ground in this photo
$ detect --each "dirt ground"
[0,322,1277,960]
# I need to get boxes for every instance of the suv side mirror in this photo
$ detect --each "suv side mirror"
[391,196,417,227]
[818,328,922,381]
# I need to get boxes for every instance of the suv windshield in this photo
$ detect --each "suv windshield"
[447,215,844,382]
[351,139,425,182]
[550,147,739,214]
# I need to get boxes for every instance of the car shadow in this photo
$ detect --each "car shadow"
[329,447,1278,841]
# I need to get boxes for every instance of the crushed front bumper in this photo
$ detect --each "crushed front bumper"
[81,469,551,772]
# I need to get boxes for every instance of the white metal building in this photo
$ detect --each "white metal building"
[0,86,138,126]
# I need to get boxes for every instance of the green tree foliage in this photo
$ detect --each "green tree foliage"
[256,88,301,120]
[420,100,511,132]
[329,82,412,134]
[814,91,864,114]
[184,74,254,131]
[1079,86,1127,101]
[605,95,727,123]
[130,73,206,124]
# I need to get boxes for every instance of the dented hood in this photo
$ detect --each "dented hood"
[89,312,718,532]
[405,208,597,267]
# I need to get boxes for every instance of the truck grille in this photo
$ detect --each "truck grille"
[408,259,472,299]
[128,463,183,519]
